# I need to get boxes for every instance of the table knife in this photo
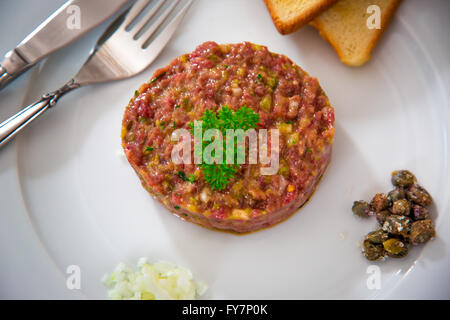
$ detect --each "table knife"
[0,0,132,91]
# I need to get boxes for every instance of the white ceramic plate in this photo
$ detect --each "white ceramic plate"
[1,0,449,299]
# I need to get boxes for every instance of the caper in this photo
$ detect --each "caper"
[411,204,430,221]
[365,229,389,244]
[391,170,416,188]
[352,200,374,218]
[391,199,411,215]
[354,169,436,262]
[406,184,432,206]
[409,219,435,245]
[382,215,411,237]
[376,210,391,225]
[382,238,409,258]
[362,240,386,261]
[388,188,406,203]
[370,193,391,212]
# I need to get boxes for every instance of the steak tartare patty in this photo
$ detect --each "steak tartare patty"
[122,41,334,233]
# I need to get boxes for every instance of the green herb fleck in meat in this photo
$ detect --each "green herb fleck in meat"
[150,72,166,83]
[177,171,196,183]
[139,117,148,124]
[182,98,192,111]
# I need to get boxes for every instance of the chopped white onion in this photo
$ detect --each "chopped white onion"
[103,259,207,300]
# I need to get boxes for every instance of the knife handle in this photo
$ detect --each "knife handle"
[0,50,33,90]
[0,79,80,149]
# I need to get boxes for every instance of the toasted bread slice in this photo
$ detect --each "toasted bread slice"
[310,0,402,66]
[264,0,338,35]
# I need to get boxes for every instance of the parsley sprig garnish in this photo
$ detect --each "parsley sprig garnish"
[189,105,260,191]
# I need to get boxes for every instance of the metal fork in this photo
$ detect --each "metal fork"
[0,0,192,148]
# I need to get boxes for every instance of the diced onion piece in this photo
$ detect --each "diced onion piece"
[229,208,251,220]
[200,187,211,203]
[260,94,272,111]
[277,122,292,134]
[287,133,299,146]
[232,87,242,96]
[103,259,207,300]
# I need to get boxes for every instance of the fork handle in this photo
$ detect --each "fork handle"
[0,79,80,149]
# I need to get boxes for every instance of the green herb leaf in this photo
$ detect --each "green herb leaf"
[177,171,195,183]
[177,171,188,181]
[192,105,260,190]
[201,163,236,191]
[188,174,196,183]
[150,72,166,83]
[182,98,192,111]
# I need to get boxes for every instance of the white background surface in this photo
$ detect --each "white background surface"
[0,0,449,299]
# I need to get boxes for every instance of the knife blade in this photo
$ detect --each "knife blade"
[0,0,132,91]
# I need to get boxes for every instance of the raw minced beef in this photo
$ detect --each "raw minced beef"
[122,41,334,233]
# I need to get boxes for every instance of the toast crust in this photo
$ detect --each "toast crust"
[264,0,338,35]
[310,0,402,66]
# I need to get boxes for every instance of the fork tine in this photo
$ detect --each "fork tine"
[122,0,152,30]
[142,0,192,53]
[131,0,165,37]
[138,0,181,45]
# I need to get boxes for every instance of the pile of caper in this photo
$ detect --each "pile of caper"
[352,170,436,261]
